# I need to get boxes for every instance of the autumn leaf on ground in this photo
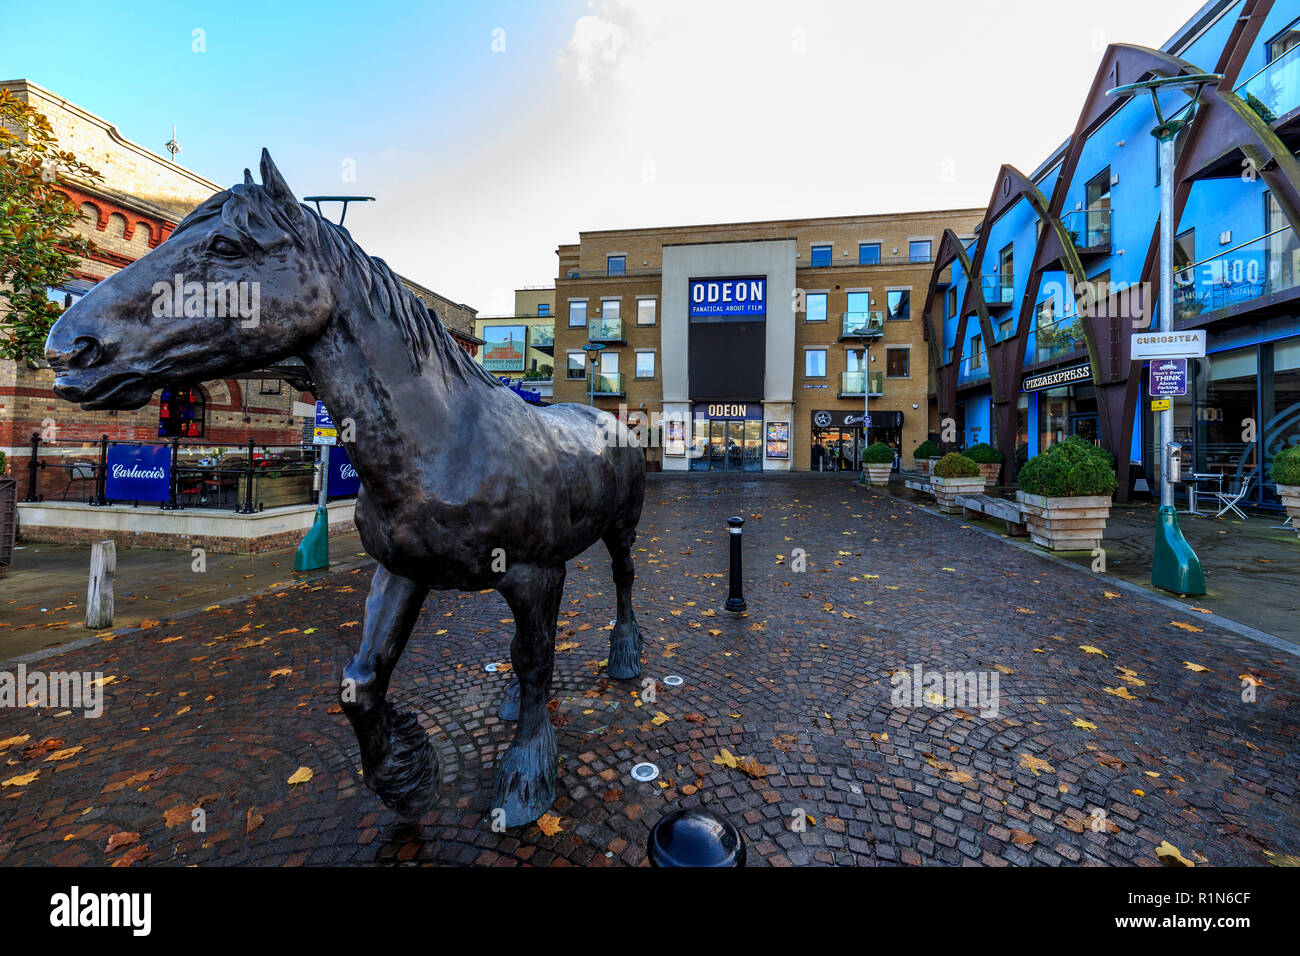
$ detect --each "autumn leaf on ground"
[651,712,670,726]
[1,770,39,788]
[1155,840,1195,867]
[1072,718,1098,731]
[163,805,192,828]
[0,735,30,751]
[946,770,975,785]
[555,641,580,652]
[1183,662,1210,672]
[1104,685,1137,700]
[1170,621,1204,633]
[535,813,564,836]
[287,766,313,785]
[1187,607,1213,614]
[1102,592,1121,600]
[683,713,705,723]
[712,748,768,778]
[105,831,139,854]
[1079,645,1108,658]
[246,807,265,835]
[1010,829,1037,846]
[269,668,292,678]
[1018,753,1055,776]
[111,844,150,867]
[1239,674,1263,687]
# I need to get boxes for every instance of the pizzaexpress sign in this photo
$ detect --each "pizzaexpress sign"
[689,277,766,317]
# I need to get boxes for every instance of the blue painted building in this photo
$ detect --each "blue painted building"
[925,0,1300,509]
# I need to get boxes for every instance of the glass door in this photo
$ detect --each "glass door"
[726,420,744,470]
[743,420,762,471]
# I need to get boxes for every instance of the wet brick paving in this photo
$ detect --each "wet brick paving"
[0,473,1295,866]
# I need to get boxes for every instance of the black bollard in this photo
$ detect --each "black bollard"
[725,515,746,612]
[647,808,746,867]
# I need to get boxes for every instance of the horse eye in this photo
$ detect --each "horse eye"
[209,236,241,258]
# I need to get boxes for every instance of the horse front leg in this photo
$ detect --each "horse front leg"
[491,563,565,827]
[340,565,434,817]
[604,529,643,680]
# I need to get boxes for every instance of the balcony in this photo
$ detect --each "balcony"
[587,316,625,344]
[798,254,933,270]
[530,325,554,352]
[562,266,662,280]
[1236,43,1300,124]
[587,372,624,396]
[958,356,991,385]
[1061,207,1112,259]
[838,370,883,397]
[1032,314,1086,365]
[1173,225,1300,322]
[979,273,1015,311]
[840,311,885,340]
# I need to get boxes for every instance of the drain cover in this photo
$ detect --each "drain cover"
[630,762,660,783]
[663,675,684,687]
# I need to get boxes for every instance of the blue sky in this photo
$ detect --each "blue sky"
[2,0,1203,314]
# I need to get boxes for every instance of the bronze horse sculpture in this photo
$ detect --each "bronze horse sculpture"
[45,150,646,826]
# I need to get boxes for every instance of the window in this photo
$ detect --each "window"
[859,243,880,265]
[998,243,1013,279]
[1174,228,1195,285]
[158,387,205,438]
[599,351,618,375]
[537,303,550,317]
[637,298,657,325]
[969,336,984,369]
[805,349,827,378]
[566,351,586,379]
[607,255,625,276]
[635,351,655,378]
[887,289,910,320]
[568,300,587,327]
[810,244,832,267]
[999,318,1014,341]
[946,287,957,318]
[886,348,910,378]
[1268,18,1300,61]
[805,292,828,321]
[601,297,621,320]
[909,240,932,263]
[846,290,870,323]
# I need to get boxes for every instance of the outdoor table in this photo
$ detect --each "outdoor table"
[1179,472,1222,517]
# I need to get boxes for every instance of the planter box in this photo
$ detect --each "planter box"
[1278,484,1300,539]
[931,475,985,512]
[976,462,1001,488]
[866,463,892,486]
[914,459,930,476]
[1016,491,1112,551]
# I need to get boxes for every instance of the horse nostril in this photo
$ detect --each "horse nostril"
[68,336,104,370]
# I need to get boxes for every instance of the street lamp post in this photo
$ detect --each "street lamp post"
[1107,74,1219,596]
[582,342,606,407]
[859,344,870,485]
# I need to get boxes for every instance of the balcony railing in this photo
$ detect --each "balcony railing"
[1032,314,1085,365]
[530,325,554,349]
[588,316,625,342]
[840,311,885,338]
[1236,43,1300,122]
[1060,207,1112,253]
[588,372,624,396]
[980,273,1014,307]
[1173,225,1300,320]
[800,255,933,270]
[838,370,884,396]
[563,266,662,280]
[958,356,990,383]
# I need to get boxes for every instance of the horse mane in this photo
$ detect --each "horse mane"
[172,185,506,391]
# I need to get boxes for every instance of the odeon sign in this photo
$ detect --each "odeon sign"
[688,277,766,317]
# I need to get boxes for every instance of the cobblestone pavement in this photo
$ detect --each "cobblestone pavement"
[0,473,1295,867]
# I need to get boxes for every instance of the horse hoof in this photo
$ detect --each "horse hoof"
[607,627,643,680]
[490,724,557,827]
[363,705,438,818]
[498,680,520,722]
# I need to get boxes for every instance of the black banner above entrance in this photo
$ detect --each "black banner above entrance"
[1023,363,1092,392]
[811,409,903,429]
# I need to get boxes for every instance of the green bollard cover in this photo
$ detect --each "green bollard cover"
[294,505,331,571]
[1151,505,1205,596]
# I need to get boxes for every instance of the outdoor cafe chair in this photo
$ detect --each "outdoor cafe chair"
[1212,471,1255,520]
[60,460,96,501]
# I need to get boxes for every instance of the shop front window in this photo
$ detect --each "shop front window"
[1264,341,1300,504]
[1037,386,1070,451]
[158,387,205,438]
[1194,347,1259,481]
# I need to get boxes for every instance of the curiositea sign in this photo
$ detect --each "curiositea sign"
[689,277,766,317]
[1131,330,1206,360]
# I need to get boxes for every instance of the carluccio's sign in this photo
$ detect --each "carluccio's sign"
[1022,363,1092,392]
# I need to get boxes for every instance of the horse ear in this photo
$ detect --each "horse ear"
[259,149,298,206]
[243,168,255,186]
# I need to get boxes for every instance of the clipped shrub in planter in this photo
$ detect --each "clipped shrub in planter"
[863,441,896,486]
[963,442,1003,488]
[1270,445,1300,539]
[1016,436,1116,551]
[913,439,940,475]
[930,453,984,512]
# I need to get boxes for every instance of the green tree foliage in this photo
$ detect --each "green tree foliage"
[1018,435,1117,498]
[933,452,979,479]
[0,89,103,363]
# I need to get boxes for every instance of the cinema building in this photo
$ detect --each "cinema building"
[926,0,1300,510]
[550,208,982,472]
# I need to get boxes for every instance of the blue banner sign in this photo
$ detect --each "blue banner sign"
[689,277,766,317]
[1149,358,1187,397]
[314,401,334,429]
[106,444,170,502]
[328,444,361,497]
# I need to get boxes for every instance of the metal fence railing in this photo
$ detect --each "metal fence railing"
[19,434,359,513]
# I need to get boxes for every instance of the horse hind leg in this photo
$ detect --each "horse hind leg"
[491,563,565,827]
[340,566,435,818]
[604,528,643,680]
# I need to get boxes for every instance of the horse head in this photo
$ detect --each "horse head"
[46,149,335,409]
